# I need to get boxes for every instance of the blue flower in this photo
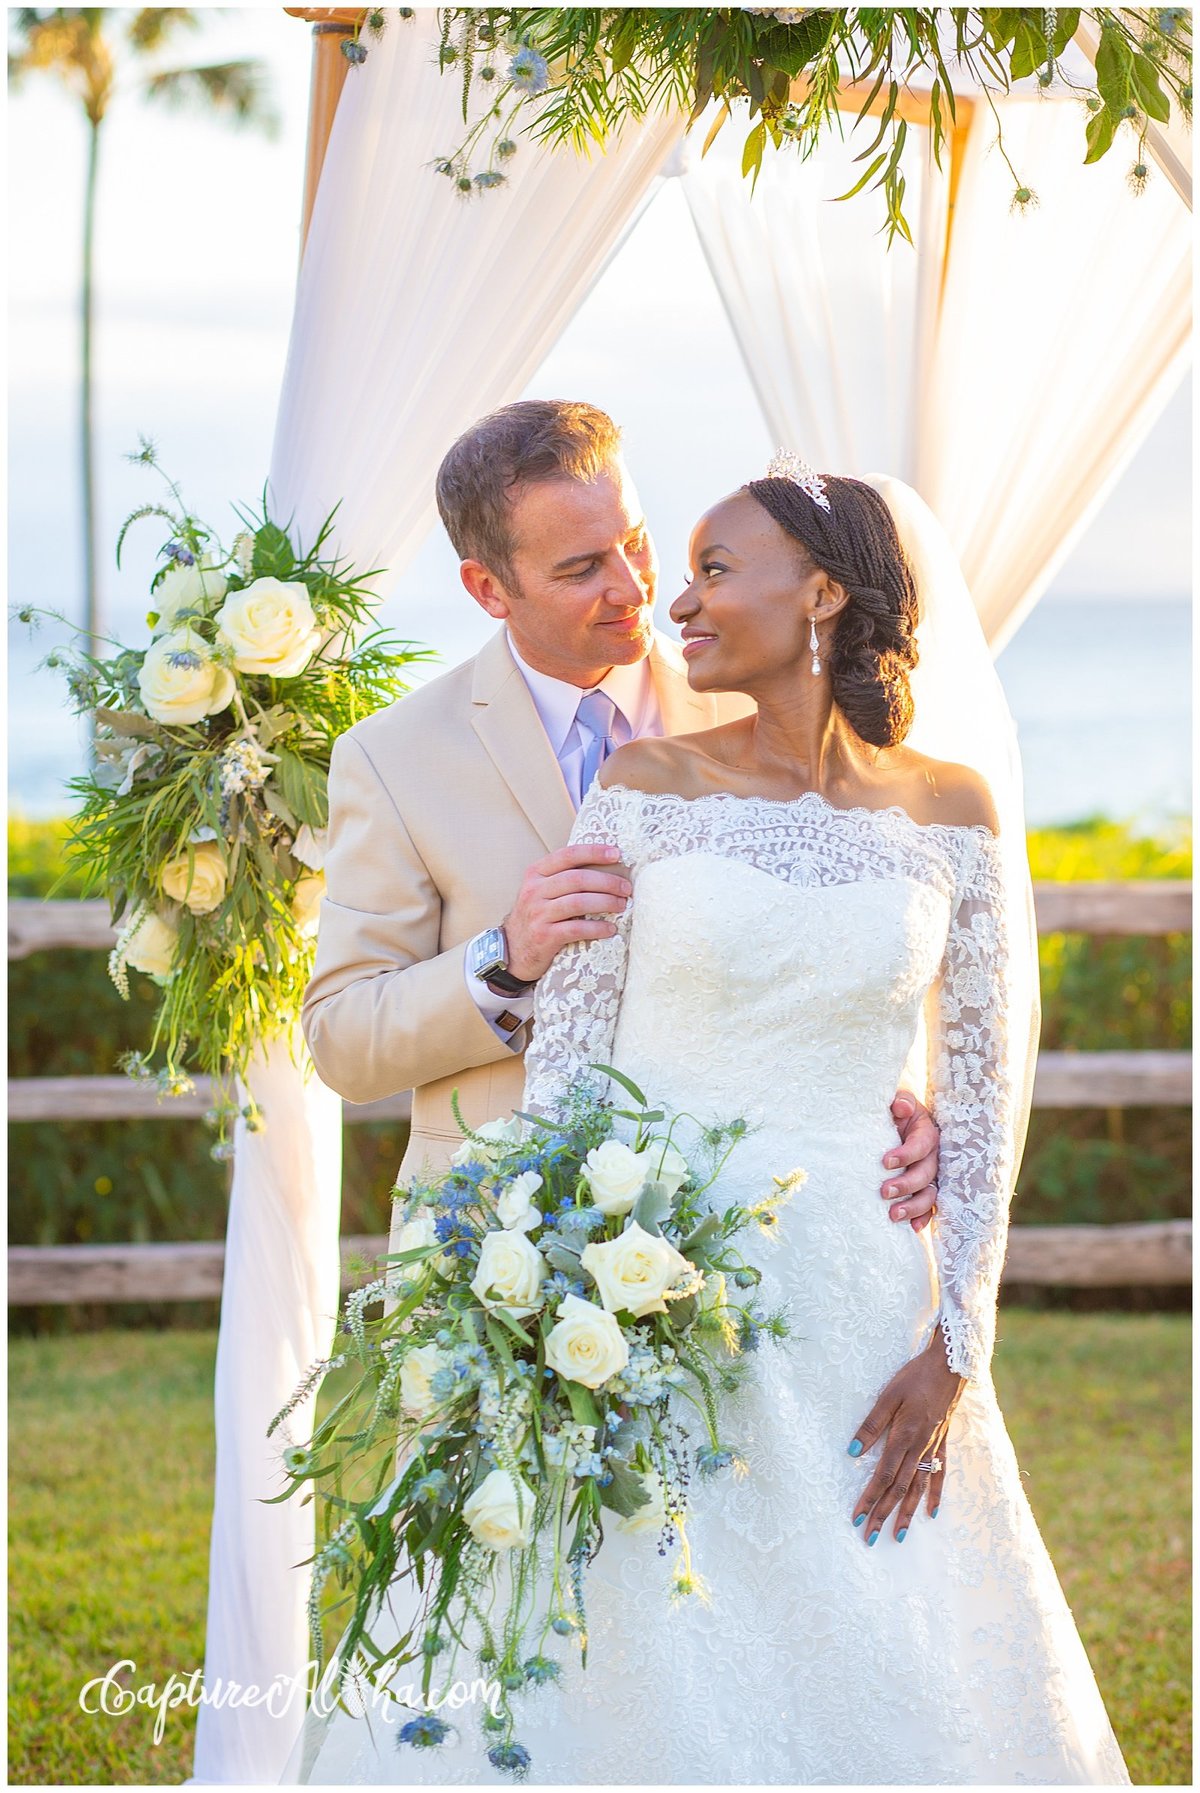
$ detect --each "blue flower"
[696,1446,733,1477]
[341,38,368,65]
[397,1712,452,1748]
[412,1469,450,1506]
[487,1739,532,1777]
[523,1654,561,1685]
[165,649,204,671]
[508,45,549,94]
[163,539,195,566]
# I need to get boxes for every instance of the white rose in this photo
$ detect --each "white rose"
[123,909,179,978]
[160,840,228,915]
[215,578,322,679]
[645,1139,690,1199]
[398,1344,449,1420]
[614,1467,670,1535]
[581,1139,649,1216]
[392,1207,439,1258]
[451,1115,526,1168]
[292,870,325,936]
[581,1221,696,1320]
[470,1229,546,1319]
[137,629,236,726]
[150,555,227,634]
[462,1467,535,1552]
[496,1171,543,1234]
[291,823,327,871]
[544,1292,629,1390]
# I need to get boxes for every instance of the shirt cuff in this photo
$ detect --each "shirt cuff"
[463,953,535,1050]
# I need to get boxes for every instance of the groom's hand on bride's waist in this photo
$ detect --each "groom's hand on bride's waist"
[880,1091,940,1234]
[503,844,634,983]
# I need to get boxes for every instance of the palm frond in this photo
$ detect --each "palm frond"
[125,8,201,54]
[141,58,281,136]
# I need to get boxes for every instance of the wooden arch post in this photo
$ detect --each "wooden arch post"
[284,7,368,258]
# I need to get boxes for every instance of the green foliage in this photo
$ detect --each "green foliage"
[409,7,1193,244]
[7,1315,1190,1784]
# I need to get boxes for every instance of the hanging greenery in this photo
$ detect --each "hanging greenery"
[17,442,434,1151]
[348,7,1192,243]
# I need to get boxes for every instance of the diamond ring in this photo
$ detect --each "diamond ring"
[917,1456,943,1473]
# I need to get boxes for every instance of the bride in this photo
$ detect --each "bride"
[284,462,1130,1785]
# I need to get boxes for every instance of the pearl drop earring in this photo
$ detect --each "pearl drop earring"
[809,617,821,676]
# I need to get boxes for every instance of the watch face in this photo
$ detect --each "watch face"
[473,927,507,979]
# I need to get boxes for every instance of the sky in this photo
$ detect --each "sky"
[5,3,1193,814]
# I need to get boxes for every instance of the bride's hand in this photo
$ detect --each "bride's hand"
[846,1335,966,1543]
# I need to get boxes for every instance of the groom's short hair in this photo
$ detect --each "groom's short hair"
[436,399,622,588]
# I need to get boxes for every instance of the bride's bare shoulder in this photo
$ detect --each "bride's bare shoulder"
[890,748,1001,834]
[597,731,731,797]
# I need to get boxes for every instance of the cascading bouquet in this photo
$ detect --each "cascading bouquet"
[18,439,431,1150]
[269,1067,800,1777]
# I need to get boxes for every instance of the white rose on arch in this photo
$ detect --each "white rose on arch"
[150,554,228,635]
[160,840,228,915]
[292,871,325,936]
[123,909,180,979]
[614,1466,671,1535]
[215,577,323,678]
[398,1343,449,1420]
[137,629,235,725]
[581,1221,696,1320]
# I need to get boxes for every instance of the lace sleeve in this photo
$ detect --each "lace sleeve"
[520,781,641,1120]
[926,828,1018,1382]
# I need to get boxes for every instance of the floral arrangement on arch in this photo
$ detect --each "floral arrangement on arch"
[22,440,432,1151]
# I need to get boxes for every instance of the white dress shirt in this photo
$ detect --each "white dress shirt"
[466,628,664,1042]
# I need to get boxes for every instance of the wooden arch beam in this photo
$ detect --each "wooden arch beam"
[285,7,367,257]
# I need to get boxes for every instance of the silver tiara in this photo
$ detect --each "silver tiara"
[766,448,831,511]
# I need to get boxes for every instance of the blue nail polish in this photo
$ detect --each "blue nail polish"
[853,1513,866,1527]
[867,1529,880,1546]
[896,1527,908,1542]
[847,1439,863,1458]
[931,1504,940,1517]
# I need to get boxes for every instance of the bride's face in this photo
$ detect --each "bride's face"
[670,491,838,693]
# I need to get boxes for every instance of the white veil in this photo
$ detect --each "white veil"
[865,473,1042,1182]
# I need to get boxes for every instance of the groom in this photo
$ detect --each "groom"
[302,399,941,1222]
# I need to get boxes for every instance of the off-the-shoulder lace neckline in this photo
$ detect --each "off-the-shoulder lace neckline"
[596,779,999,841]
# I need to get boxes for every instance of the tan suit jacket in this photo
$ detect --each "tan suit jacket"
[302,625,753,1182]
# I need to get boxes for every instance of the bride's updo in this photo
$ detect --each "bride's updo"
[746,473,920,748]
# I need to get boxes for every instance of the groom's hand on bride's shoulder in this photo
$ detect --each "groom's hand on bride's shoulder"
[503,844,634,983]
[881,1091,940,1233]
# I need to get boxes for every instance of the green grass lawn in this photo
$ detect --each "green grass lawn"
[8,1312,1191,1785]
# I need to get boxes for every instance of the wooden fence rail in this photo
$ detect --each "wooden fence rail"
[8,891,1192,1300]
[8,1219,1192,1305]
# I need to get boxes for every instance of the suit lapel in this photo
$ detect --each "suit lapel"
[649,631,721,738]
[471,628,576,850]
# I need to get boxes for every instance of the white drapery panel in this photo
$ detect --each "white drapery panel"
[679,106,949,484]
[683,95,1191,650]
[917,97,1191,649]
[194,11,684,1785]
[268,13,685,574]
[192,1035,343,1785]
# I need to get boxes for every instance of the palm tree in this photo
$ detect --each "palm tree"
[8,8,281,657]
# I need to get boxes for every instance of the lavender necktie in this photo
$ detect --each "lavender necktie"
[575,689,619,805]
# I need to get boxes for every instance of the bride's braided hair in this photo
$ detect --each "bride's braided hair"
[746,474,920,747]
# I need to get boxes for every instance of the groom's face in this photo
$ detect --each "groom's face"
[463,457,658,683]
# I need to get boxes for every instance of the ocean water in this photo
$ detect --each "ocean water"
[6,593,1190,833]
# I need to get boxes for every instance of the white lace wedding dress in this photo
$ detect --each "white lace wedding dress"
[284,781,1130,1786]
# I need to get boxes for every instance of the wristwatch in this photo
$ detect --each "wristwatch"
[469,925,537,997]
